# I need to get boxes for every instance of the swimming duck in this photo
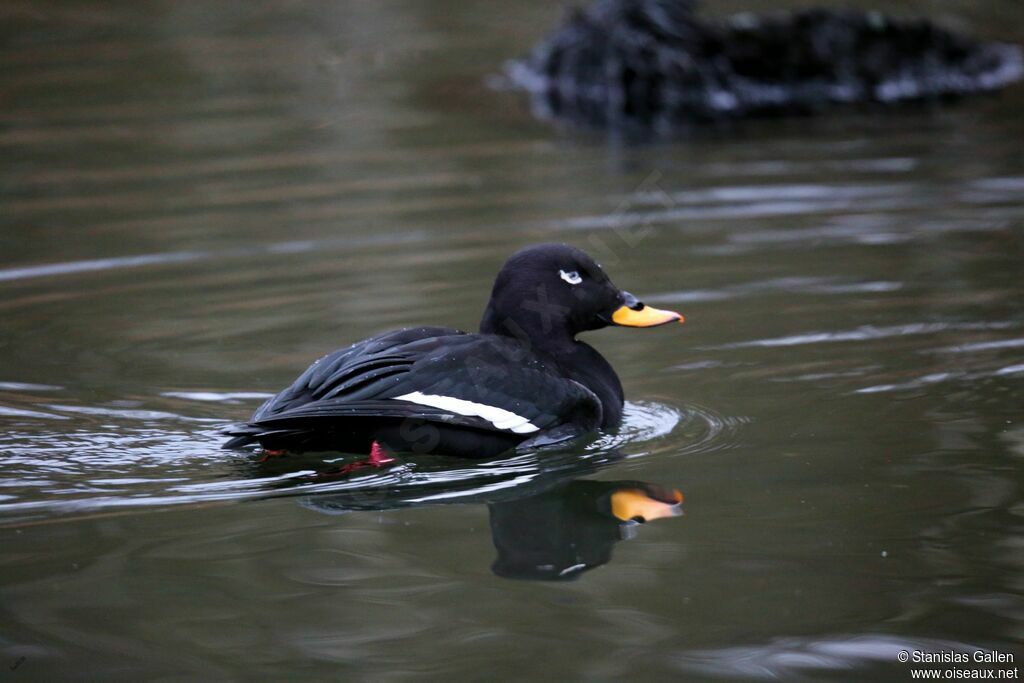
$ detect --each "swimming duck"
[223,243,683,465]
[503,0,1023,131]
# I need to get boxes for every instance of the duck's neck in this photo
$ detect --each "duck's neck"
[479,304,577,353]
[558,341,624,428]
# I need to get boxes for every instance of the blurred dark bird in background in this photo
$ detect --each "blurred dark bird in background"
[502,0,1023,131]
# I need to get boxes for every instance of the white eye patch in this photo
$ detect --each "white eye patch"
[559,269,582,285]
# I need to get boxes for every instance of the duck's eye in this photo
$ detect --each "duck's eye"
[559,269,583,285]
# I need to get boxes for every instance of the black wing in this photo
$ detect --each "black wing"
[250,326,454,419]
[223,327,602,450]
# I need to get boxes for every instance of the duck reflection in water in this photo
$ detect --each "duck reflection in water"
[277,452,683,581]
[488,479,682,580]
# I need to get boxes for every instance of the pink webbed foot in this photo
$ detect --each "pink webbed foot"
[257,449,288,463]
[368,441,396,467]
[318,441,397,478]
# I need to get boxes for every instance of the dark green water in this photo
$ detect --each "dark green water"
[2,1,1023,680]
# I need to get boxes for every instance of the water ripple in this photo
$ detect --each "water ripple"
[647,276,902,304]
[855,364,1024,394]
[674,634,991,679]
[931,338,1024,354]
[0,406,69,420]
[161,391,275,402]
[0,400,718,522]
[712,321,1016,349]
[0,381,64,391]
[0,231,426,283]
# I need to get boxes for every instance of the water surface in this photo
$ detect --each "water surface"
[1,0,1023,680]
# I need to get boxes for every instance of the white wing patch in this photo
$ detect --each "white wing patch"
[392,391,540,434]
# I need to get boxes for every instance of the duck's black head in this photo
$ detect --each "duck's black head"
[479,243,683,344]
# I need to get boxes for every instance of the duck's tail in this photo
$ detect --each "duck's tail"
[220,423,261,449]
